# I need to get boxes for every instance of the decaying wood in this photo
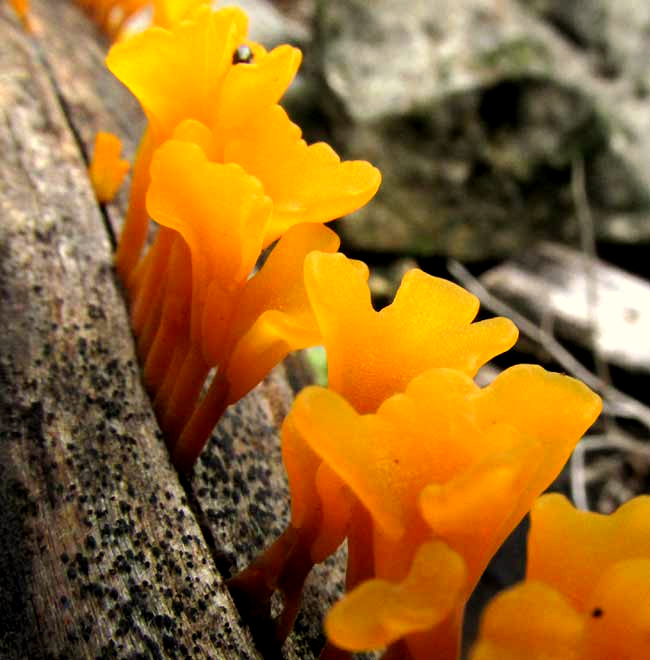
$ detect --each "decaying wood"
[187,365,347,658]
[0,3,343,658]
[28,0,145,239]
[480,241,650,373]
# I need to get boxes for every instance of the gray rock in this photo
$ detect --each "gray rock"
[127,1,311,49]
[520,0,608,52]
[225,0,310,47]
[521,0,650,81]
[309,0,650,259]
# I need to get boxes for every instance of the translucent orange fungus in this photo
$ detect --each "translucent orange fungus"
[103,2,379,471]
[64,3,612,658]
[135,118,377,467]
[10,0,30,30]
[88,132,130,203]
[303,251,519,413]
[300,366,601,658]
[228,259,530,645]
[471,494,650,660]
[105,5,309,280]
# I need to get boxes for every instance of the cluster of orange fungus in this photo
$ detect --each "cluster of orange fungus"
[105,5,303,281]
[100,5,380,470]
[471,494,650,660]
[293,366,600,658]
[66,0,611,655]
[88,132,130,203]
[228,256,558,647]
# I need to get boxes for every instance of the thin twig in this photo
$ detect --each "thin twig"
[574,432,650,458]
[570,438,589,510]
[571,156,613,401]
[570,154,611,509]
[570,430,650,510]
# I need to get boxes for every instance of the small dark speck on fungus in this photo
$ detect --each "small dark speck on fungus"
[232,44,254,65]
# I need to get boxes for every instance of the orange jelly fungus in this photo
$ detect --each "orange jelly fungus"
[171,220,341,472]
[88,131,130,203]
[471,494,650,660]
[139,125,355,469]
[101,2,379,472]
[297,366,601,659]
[303,251,520,413]
[228,255,523,642]
[9,0,30,30]
[105,5,303,281]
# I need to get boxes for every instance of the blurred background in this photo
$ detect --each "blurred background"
[239,0,650,650]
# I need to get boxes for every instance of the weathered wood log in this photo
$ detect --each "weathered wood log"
[27,0,145,238]
[0,3,343,658]
[480,241,650,373]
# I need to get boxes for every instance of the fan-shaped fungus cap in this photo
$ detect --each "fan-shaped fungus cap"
[88,132,130,203]
[106,6,300,144]
[324,541,466,652]
[224,105,381,247]
[304,252,519,414]
[471,494,650,660]
[284,366,601,654]
[527,493,650,605]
